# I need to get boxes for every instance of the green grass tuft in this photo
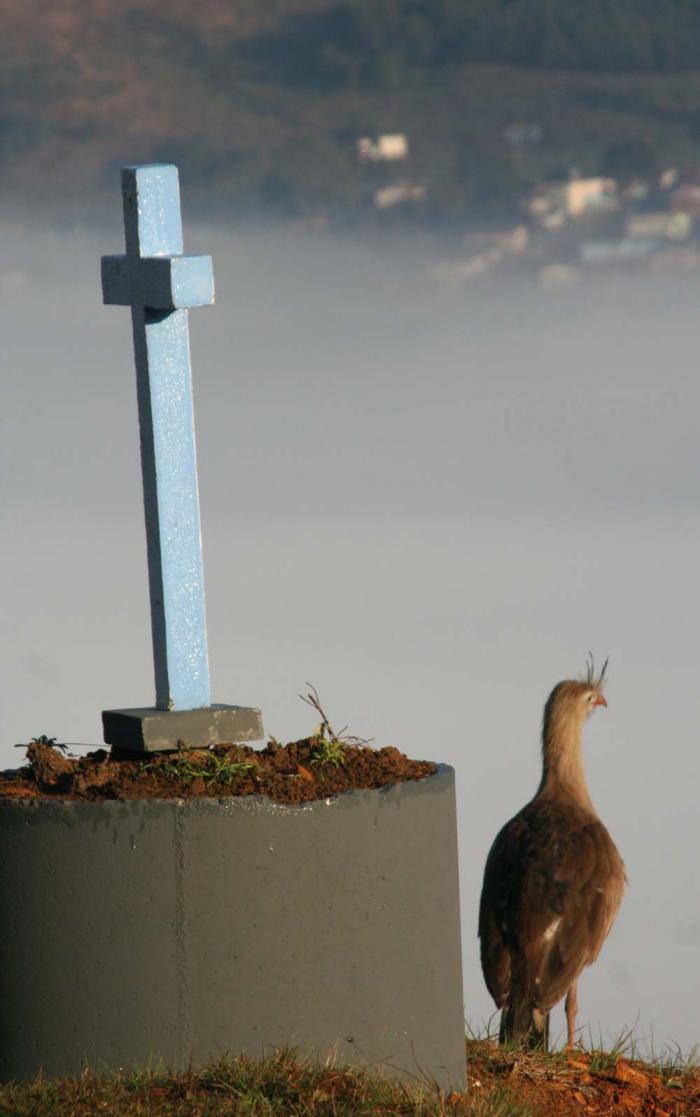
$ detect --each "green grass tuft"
[0,1046,530,1117]
[2,1032,698,1115]
[141,750,257,788]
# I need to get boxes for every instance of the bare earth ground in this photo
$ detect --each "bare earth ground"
[460,1038,700,1116]
[0,1042,698,1115]
[0,737,436,803]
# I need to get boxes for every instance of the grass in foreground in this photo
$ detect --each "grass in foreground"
[0,1048,488,1117]
[1,1037,699,1117]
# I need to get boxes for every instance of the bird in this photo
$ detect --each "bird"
[478,658,626,1051]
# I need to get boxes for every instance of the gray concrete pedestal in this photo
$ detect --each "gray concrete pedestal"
[0,765,465,1087]
[102,703,264,753]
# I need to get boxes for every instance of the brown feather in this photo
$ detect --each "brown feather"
[479,669,625,1049]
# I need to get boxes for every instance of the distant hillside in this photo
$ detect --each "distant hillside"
[241,0,700,83]
[4,0,700,218]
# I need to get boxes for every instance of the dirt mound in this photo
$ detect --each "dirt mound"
[453,1038,700,1116]
[0,737,437,804]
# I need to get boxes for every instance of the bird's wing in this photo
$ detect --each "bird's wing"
[537,817,626,1006]
[478,812,528,1007]
[520,807,626,1009]
[479,803,625,1012]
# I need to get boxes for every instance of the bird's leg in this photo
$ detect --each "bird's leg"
[531,1007,549,1052]
[565,982,578,1049]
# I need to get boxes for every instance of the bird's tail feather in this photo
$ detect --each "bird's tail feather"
[499,1000,549,1051]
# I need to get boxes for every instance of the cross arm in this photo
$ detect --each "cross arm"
[101,254,215,310]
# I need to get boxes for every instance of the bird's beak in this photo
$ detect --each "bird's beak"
[594,694,608,708]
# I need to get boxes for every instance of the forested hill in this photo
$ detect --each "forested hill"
[4,0,700,216]
[244,0,700,83]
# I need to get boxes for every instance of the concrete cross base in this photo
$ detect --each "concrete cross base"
[102,704,264,753]
[0,766,465,1089]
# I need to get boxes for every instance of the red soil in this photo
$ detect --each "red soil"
[0,737,437,804]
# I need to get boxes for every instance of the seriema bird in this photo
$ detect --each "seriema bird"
[478,658,626,1050]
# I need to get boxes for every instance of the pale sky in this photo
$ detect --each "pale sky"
[2,217,699,1056]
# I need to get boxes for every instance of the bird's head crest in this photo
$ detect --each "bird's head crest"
[583,653,608,691]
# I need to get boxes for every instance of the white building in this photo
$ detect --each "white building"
[373,183,425,210]
[625,212,691,241]
[357,134,409,163]
[528,176,618,223]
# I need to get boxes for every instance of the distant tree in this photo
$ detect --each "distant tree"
[599,139,659,185]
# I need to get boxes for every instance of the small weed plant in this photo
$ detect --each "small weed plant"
[310,728,347,768]
[16,735,68,753]
[298,684,373,768]
[143,750,256,787]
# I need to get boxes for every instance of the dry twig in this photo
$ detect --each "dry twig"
[298,684,374,747]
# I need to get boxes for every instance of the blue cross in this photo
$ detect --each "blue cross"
[101,165,214,711]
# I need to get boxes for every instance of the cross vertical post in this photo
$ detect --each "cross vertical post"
[103,164,212,711]
[100,164,263,752]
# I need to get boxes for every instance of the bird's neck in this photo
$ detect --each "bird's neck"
[537,710,596,812]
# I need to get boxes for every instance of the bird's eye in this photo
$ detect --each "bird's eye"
[587,693,595,703]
